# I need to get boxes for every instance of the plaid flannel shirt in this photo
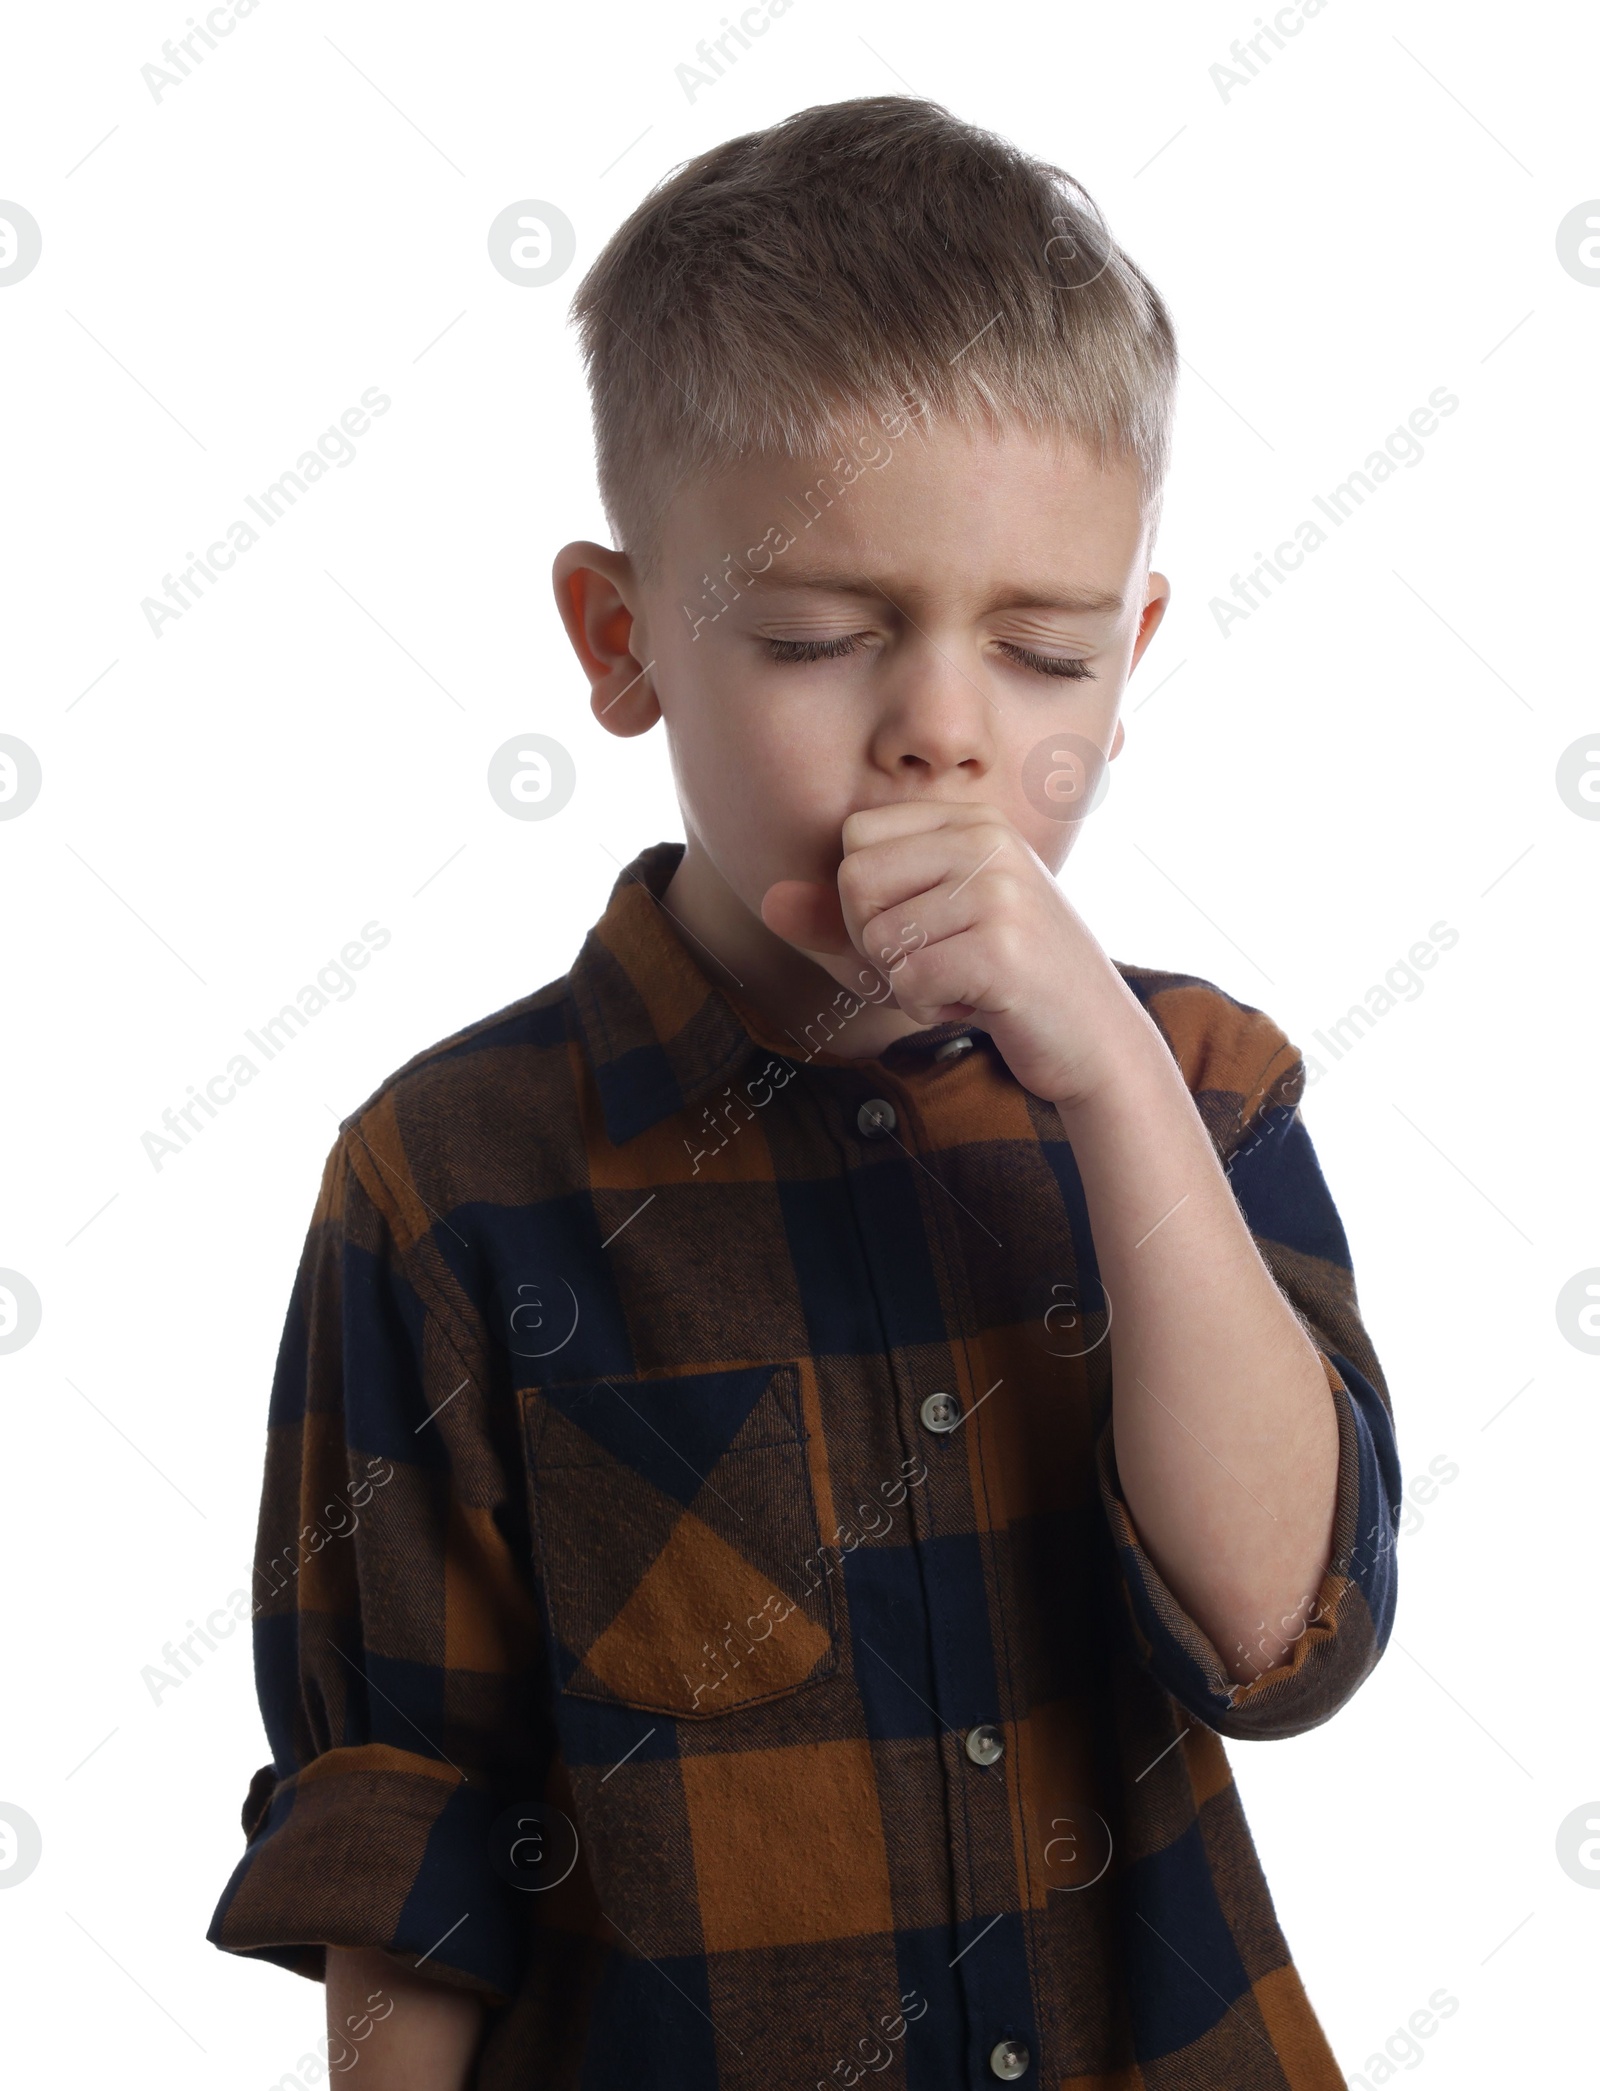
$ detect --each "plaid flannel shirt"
[208,838,1401,2090]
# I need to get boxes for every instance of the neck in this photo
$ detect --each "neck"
[660,835,925,1062]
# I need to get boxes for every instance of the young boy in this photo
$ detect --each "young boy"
[208,96,1399,2090]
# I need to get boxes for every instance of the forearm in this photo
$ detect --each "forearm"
[325,1946,486,2089]
[1053,1004,1339,1684]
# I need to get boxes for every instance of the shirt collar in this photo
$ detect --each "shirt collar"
[567,839,979,1147]
[567,841,762,1147]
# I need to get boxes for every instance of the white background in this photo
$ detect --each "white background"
[2,0,1596,2083]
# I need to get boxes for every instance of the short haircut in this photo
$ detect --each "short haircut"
[569,95,1179,577]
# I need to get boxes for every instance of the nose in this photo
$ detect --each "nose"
[867,634,996,785]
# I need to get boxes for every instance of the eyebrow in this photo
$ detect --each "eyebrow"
[746,570,1127,616]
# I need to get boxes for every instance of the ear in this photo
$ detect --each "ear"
[1129,570,1171,678]
[550,541,659,737]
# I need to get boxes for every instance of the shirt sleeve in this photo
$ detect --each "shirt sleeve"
[206,1120,549,2004]
[1095,1007,1402,1741]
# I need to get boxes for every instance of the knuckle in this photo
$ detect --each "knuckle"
[837,853,873,905]
[994,919,1029,969]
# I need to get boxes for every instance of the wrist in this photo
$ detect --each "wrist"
[1048,988,1177,1129]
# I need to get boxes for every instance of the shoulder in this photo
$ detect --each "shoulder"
[325,972,582,1236]
[1112,961,1304,1160]
[340,973,575,1129]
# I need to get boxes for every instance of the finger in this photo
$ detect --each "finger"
[841,798,998,855]
[858,877,984,973]
[889,929,989,1026]
[838,821,1016,954]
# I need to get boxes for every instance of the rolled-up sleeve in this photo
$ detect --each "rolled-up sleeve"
[207,1123,548,2003]
[1097,1036,1401,1742]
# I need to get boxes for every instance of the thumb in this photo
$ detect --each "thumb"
[760,877,854,958]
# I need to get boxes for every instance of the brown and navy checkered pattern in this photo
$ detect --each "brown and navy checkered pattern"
[208,839,1400,2089]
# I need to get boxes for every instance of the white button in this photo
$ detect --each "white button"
[933,1035,974,1061]
[990,2038,1031,2080]
[857,1098,896,1137]
[965,1724,1004,1767]
[920,1391,962,1433]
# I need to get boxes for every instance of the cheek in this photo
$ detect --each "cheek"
[667,669,857,845]
[1003,693,1125,868]
[1005,774,1089,877]
[1018,806,1082,875]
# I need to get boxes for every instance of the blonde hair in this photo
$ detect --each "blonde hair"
[569,95,1178,575]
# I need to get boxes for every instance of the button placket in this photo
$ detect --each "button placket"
[859,1075,1034,2079]
[830,1064,1033,2080]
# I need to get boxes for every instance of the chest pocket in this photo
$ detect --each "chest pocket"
[520,1361,840,1719]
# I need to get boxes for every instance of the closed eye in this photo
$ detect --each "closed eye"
[994,642,1097,680]
[762,634,1096,680]
[764,634,867,663]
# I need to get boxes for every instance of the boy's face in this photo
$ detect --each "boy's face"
[557,416,1168,966]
